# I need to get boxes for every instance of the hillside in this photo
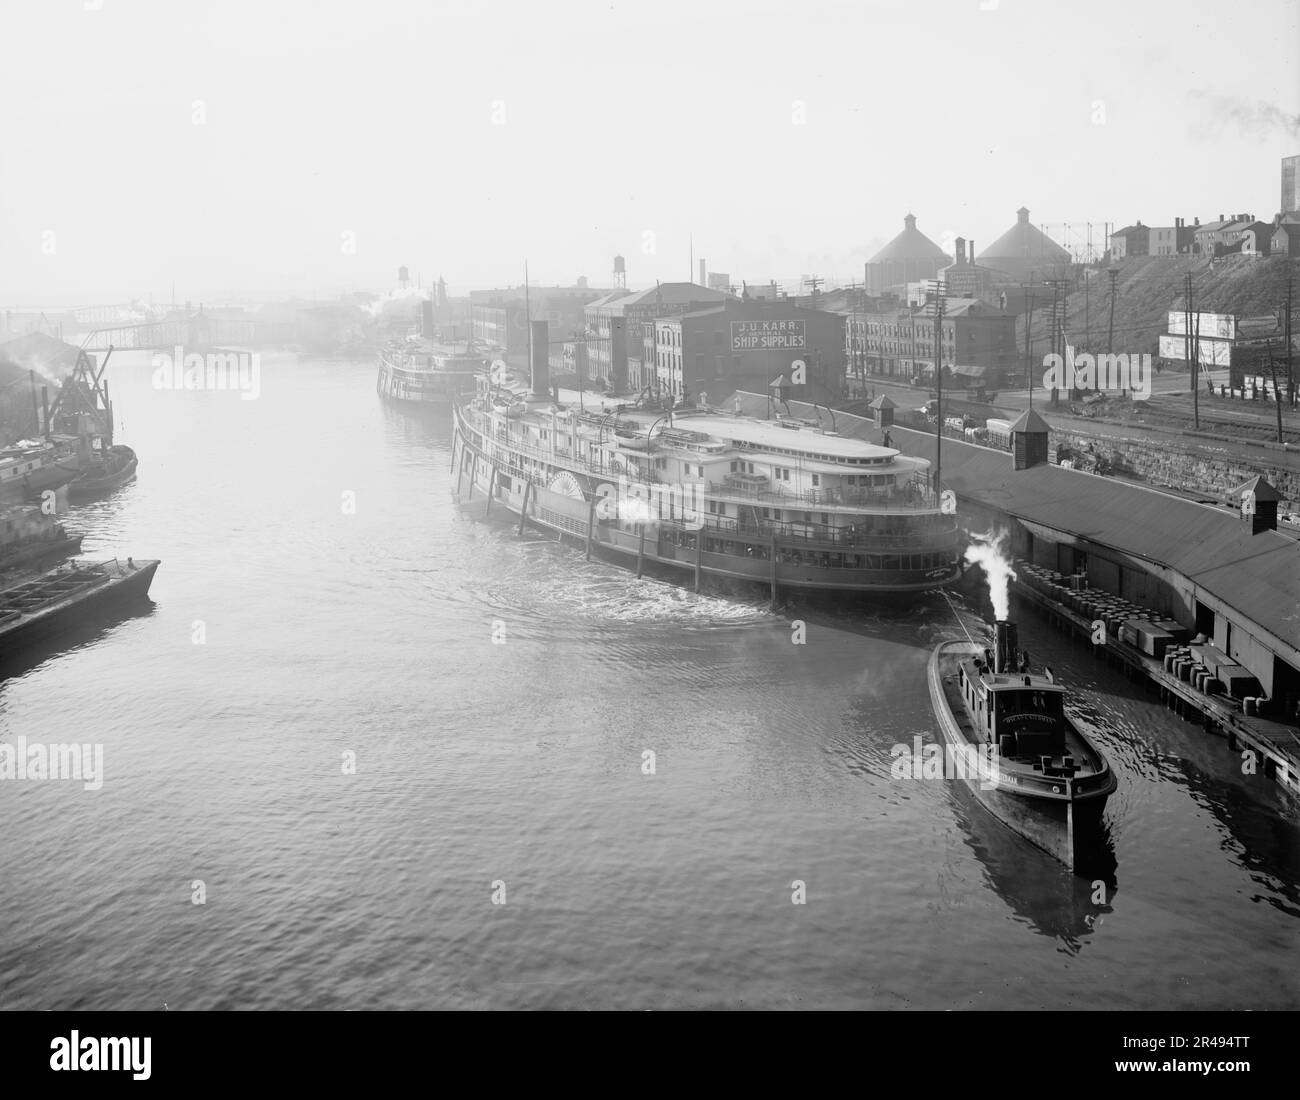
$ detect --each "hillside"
[1020,253,1300,359]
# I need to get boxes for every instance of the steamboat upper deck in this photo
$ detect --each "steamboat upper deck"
[451,377,962,596]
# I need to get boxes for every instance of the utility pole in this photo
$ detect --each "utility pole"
[1083,266,1090,357]
[933,292,945,500]
[1286,269,1294,407]
[1190,276,1200,430]
[1266,340,1284,443]
[1051,280,1064,407]
[1023,289,1035,408]
[1106,268,1117,383]
[1183,272,1200,430]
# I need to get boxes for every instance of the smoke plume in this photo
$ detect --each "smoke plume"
[1188,92,1300,138]
[964,529,1017,621]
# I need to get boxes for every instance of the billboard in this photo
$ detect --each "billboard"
[730,319,806,351]
[1159,333,1232,366]
[1167,311,1235,340]
[707,273,731,292]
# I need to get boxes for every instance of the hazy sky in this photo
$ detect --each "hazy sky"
[2,0,1297,306]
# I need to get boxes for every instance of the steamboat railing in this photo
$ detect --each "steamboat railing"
[458,408,947,516]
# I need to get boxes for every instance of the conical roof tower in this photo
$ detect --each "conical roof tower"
[865,214,949,293]
[979,207,1071,284]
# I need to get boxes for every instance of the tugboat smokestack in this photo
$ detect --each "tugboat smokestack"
[994,620,1018,674]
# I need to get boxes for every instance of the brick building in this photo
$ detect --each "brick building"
[636,298,846,406]
[858,297,1016,390]
[583,282,730,391]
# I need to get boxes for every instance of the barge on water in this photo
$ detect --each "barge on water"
[0,557,159,657]
[0,437,79,503]
[451,372,962,600]
[0,504,82,573]
[376,339,487,409]
[928,619,1117,872]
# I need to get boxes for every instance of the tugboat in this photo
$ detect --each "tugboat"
[928,619,1117,871]
[66,444,137,501]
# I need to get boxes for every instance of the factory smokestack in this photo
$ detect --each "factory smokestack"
[699,258,706,286]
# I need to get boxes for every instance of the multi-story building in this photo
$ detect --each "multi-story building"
[858,297,1016,390]
[938,238,996,300]
[1109,222,1150,260]
[1239,222,1275,256]
[634,298,846,406]
[1147,218,1197,256]
[583,282,730,391]
[1282,154,1299,215]
[471,284,610,362]
[1193,214,1260,256]
[1271,215,1300,257]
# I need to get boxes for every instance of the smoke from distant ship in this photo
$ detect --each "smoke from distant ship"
[363,286,432,318]
[1188,92,1300,138]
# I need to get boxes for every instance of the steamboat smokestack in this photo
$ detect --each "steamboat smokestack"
[420,299,434,339]
[994,620,1018,674]
[530,318,550,398]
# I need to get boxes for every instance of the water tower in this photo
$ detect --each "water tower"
[613,255,626,289]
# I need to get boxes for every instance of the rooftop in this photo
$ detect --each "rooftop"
[869,214,950,264]
[741,394,1298,658]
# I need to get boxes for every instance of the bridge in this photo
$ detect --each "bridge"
[72,313,255,351]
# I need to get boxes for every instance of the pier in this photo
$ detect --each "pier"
[1012,564,1300,798]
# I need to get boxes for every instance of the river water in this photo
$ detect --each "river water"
[1,350,1296,1010]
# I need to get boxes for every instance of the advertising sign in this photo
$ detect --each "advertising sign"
[730,319,806,352]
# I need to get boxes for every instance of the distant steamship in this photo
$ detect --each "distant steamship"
[450,321,962,600]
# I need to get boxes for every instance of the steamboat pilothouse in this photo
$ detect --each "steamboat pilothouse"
[450,331,961,600]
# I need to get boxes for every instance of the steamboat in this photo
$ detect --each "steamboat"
[376,337,488,409]
[450,352,962,599]
[928,619,1117,871]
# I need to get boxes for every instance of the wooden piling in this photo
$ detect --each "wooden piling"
[694,530,703,592]
[769,532,779,608]
[636,523,645,578]
[585,496,597,560]
[485,465,498,515]
[517,479,531,537]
